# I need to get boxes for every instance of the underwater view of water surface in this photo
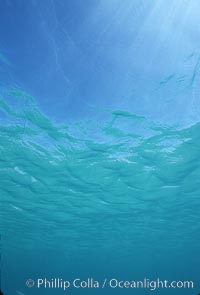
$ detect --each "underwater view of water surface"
[0,1,200,294]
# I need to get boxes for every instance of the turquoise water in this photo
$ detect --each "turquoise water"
[1,89,200,294]
[1,1,200,294]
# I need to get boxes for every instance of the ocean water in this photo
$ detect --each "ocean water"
[1,1,200,295]
[1,90,200,294]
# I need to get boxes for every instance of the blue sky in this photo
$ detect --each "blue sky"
[0,0,200,124]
